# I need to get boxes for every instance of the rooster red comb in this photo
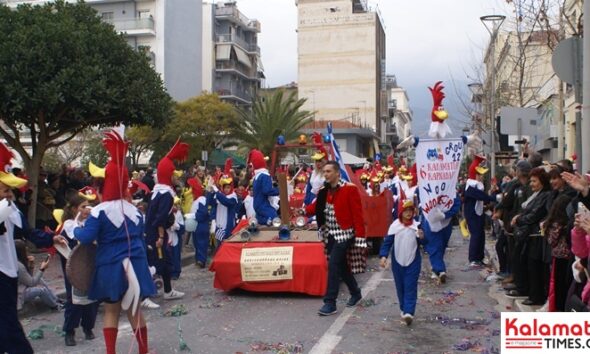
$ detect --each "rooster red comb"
[166,138,189,163]
[224,158,232,176]
[187,177,204,199]
[0,142,14,173]
[429,81,445,108]
[101,130,130,201]
[0,142,27,188]
[312,132,322,146]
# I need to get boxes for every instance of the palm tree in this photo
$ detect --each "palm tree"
[234,90,314,156]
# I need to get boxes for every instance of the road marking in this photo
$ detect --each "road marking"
[308,268,385,354]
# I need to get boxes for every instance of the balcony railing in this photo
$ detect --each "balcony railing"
[105,17,155,36]
[215,87,253,104]
[215,6,259,31]
[215,61,259,80]
[216,34,260,54]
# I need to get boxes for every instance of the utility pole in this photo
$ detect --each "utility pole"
[481,15,505,178]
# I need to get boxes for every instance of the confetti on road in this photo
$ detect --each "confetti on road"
[434,289,465,305]
[357,298,377,308]
[27,325,64,340]
[452,339,482,351]
[164,304,189,317]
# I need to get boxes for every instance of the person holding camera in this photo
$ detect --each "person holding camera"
[15,240,59,311]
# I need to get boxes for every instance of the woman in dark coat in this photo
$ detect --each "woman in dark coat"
[509,167,551,305]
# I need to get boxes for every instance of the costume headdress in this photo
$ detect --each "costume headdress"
[310,132,327,161]
[0,143,26,188]
[157,138,189,186]
[248,149,266,170]
[428,81,452,138]
[468,154,488,179]
[187,177,204,199]
[101,130,130,201]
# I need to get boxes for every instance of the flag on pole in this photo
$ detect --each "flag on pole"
[327,122,350,182]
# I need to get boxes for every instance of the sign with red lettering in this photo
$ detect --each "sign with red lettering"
[415,138,463,231]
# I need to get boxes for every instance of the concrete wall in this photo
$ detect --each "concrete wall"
[297,0,380,132]
[164,0,203,101]
[202,2,214,92]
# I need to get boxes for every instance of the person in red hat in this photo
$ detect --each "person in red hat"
[0,143,55,354]
[379,197,424,326]
[464,155,497,267]
[146,139,188,301]
[304,133,327,206]
[71,131,156,354]
[249,149,280,225]
[208,158,238,246]
[187,177,210,268]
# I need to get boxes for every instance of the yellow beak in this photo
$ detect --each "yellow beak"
[475,166,489,175]
[434,110,448,120]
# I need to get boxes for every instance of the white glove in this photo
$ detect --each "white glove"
[210,219,216,234]
[430,207,446,223]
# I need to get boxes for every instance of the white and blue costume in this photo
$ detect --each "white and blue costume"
[421,197,461,275]
[252,168,279,225]
[380,218,423,317]
[74,201,156,302]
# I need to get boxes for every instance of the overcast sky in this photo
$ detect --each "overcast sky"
[228,0,511,136]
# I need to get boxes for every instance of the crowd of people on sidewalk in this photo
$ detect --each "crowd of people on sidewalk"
[464,147,590,313]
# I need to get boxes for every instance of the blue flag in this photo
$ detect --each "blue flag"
[327,122,350,182]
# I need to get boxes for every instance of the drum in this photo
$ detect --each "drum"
[66,243,97,292]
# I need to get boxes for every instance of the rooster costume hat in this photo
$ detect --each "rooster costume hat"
[249,149,279,225]
[428,81,452,139]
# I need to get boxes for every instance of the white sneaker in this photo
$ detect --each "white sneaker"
[439,272,447,284]
[163,289,185,300]
[430,272,438,279]
[141,298,160,309]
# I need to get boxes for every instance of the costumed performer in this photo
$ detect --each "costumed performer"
[145,138,188,300]
[72,131,156,354]
[249,149,280,225]
[187,177,210,268]
[305,161,365,316]
[464,155,496,266]
[379,196,424,326]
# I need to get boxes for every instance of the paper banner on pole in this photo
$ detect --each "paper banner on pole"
[240,247,293,282]
[415,138,463,232]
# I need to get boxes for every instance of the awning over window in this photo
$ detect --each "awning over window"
[233,46,252,68]
[216,44,231,60]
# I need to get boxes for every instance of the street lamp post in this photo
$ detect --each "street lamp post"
[481,14,505,178]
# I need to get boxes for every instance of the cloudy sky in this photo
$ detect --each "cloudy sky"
[230,0,512,136]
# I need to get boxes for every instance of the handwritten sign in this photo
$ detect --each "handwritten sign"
[240,247,294,282]
[415,139,463,232]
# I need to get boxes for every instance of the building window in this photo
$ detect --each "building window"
[101,12,114,20]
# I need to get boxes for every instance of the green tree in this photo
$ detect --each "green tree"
[233,90,314,156]
[126,125,162,170]
[0,1,172,224]
[80,134,109,170]
[152,93,239,164]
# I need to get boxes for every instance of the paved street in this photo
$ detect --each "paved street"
[21,230,502,354]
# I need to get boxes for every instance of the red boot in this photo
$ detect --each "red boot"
[135,326,148,354]
[103,327,118,354]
